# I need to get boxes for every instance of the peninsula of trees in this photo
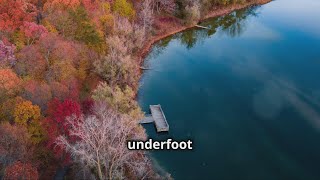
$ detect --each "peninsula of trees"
[0,0,270,179]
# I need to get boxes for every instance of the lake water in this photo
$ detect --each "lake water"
[138,0,320,179]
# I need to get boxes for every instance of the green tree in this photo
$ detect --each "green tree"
[69,7,104,51]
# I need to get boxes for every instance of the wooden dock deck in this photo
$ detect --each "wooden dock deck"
[150,105,169,132]
[139,115,154,124]
[139,105,169,132]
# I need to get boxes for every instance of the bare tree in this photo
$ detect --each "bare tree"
[94,17,143,87]
[139,0,154,32]
[56,103,151,180]
[114,16,146,51]
[151,0,176,14]
[184,0,201,25]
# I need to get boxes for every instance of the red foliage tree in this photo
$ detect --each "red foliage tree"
[4,161,38,180]
[81,98,94,115]
[0,0,37,32]
[43,98,82,164]
[82,0,99,12]
[22,22,48,45]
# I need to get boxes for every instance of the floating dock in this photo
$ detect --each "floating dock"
[139,105,169,132]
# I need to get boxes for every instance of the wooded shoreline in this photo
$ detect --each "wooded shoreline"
[0,0,273,178]
[136,0,272,175]
[138,0,272,64]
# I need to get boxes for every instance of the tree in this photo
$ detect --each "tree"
[56,103,151,180]
[68,7,104,51]
[22,80,52,110]
[14,100,41,125]
[81,98,94,115]
[43,98,82,163]
[15,45,47,78]
[47,78,80,101]
[94,17,143,88]
[139,0,154,32]
[4,161,38,180]
[112,0,136,19]
[0,0,36,32]
[37,33,59,66]
[49,81,69,100]
[0,68,20,92]
[99,2,115,35]
[0,122,34,167]
[0,96,33,124]
[92,82,142,119]
[0,69,21,101]
[44,0,80,11]
[22,22,48,45]
[0,40,16,67]
[151,0,176,14]
[184,0,201,25]
[13,99,44,144]
[94,40,139,88]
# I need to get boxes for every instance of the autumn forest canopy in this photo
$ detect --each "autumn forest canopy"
[0,0,258,179]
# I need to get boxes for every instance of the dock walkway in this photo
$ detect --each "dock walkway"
[139,104,169,132]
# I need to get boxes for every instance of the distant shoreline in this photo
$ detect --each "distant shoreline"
[137,0,272,64]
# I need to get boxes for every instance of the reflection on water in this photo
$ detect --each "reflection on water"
[154,5,260,51]
[139,0,320,179]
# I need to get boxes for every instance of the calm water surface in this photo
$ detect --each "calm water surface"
[138,0,320,179]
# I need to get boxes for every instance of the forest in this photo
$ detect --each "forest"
[0,0,261,179]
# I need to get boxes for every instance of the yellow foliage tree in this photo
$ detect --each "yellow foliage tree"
[0,97,23,122]
[100,3,115,34]
[92,82,143,119]
[14,100,41,125]
[112,0,135,19]
[13,99,44,144]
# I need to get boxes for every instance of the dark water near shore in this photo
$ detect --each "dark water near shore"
[138,0,320,179]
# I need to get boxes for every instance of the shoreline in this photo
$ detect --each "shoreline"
[138,0,272,64]
[136,0,272,177]
[135,0,272,177]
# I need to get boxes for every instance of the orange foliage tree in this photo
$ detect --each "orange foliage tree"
[0,0,37,32]
[0,69,21,99]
